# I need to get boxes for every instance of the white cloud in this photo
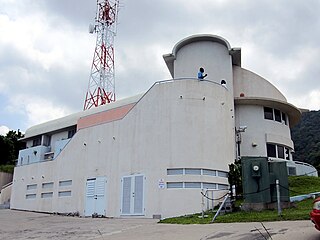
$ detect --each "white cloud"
[0,126,10,136]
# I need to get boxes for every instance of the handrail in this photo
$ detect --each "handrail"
[294,161,315,168]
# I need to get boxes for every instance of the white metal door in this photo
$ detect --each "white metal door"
[85,176,107,216]
[121,175,145,215]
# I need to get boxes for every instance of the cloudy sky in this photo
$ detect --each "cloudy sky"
[0,0,320,135]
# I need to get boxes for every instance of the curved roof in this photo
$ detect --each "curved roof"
[235,97,301,127]
[233,66,287,102]
[163,34,241,78]
[22,94,144,140]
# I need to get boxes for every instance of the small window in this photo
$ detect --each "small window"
[43,135,51,146]
[68,128,76,138]
[274,109,281,122]
[282,112,287,125]
[167,182,183,189]
[59,180,72,187]
[277,145,285,159]
[27,184,37,190]
[217,184,229,190]
[58,191,72,197]
[202,169,216,176]
[32,137,41,147]
[167,169,183,175]
[185,182,201,189]
[26,194,36,199]
[288,167,296,176]
[202,183,217,189]
[42,182,54,189]
[264,107,273,120]
[185,169,201,175]
[41,192,53,198]
[267,144,276,158]
[217,171,228,178]
[285,148,290,160]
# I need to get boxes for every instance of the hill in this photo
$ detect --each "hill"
[291,110,320,171]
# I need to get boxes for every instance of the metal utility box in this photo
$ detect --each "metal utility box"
[242,157,271,203]
[241,156,290,209]
[269,161,290,202]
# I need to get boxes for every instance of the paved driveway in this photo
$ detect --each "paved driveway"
[0,209,319,240]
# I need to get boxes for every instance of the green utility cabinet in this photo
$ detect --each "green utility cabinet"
[241,157,289,205]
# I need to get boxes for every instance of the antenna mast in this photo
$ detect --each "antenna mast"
[84,0,120,110]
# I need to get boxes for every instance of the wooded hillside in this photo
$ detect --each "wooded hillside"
[291,110,320,171]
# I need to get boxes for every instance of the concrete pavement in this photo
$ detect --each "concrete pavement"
[0,209,319,240]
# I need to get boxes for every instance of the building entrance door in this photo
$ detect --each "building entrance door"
[121,174,145,215]
[85,176,107,216]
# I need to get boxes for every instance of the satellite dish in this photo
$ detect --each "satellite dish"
[89,24,95,34]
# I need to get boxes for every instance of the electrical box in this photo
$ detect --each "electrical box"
[241,157,290,206]
[242,157,270,203]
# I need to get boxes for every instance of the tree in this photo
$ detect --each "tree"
[0,130,25,166]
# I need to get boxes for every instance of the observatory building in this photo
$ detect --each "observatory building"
[10,34,317,219]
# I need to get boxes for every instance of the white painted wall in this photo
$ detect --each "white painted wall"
[11,80,234,219]
[235,104,293,158]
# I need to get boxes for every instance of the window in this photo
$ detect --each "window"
[58,191,72,197]
[267,144,276,158]
[42,182,54,189]
[41,192,53,198]
[203,169,216,176]
[167,182,183,189]
[167,169,183,175]
[274,109,281,122]
[282,112,287,125]
[167,168,227,177]
[185,182,201,189]
[68,128,76,138]
[43,135,51,146]
[267,143,291,160]
[288,167,296,176]
[27,184,37,190]
[264,107,273,120]
[217,184,229,190]
[32,137,41,147]
[202,183,217,189]
[264,107,288,125]
[59,180,72,187]
[285,148,290,160]
[26,194,36,199]
[185,169,201,175]
[217,171,228,178]
[277,145,285,159]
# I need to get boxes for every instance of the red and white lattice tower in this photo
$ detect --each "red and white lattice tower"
[84,0,120,110]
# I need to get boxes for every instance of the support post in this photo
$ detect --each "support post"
[276,179,282,216]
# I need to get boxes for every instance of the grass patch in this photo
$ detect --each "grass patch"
[159,176,319,224]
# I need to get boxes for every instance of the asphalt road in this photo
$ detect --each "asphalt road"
[0,209,319,240]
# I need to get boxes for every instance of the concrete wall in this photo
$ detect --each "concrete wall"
[235,104,293,157]
[0,172,13,189]
[0,182,12,205]
[11,79,234,219]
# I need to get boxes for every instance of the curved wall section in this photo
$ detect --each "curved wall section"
[233,66,286,102]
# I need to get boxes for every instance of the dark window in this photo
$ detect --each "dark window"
[282,112,287,125]
[285,148,290,160]
[32,137,41,147]
[277,145,285,159]
[274,109,281,122]
[267,144,276,157]
[264,107,273,120]
[68,129,76,138]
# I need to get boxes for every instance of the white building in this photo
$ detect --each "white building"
[10,34,317,219]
